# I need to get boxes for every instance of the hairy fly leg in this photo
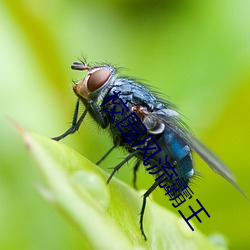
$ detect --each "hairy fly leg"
[96,146,116,165]
[52,98,108,141]
[140,179,160,240]
[88,100,108,129]
[52,99,89,141]
[106,151,138,184]
[98,148,141,187]
[133,159,141,189]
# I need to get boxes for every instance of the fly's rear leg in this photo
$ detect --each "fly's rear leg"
[133,159,141,189]
[52,99,89,141]
[140,179,160,240]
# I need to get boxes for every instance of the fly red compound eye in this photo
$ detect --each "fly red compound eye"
[87,68,111,92]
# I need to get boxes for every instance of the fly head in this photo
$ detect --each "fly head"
[72,61,116,101]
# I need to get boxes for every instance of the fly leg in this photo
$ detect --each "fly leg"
[140,179,160,240]
[107,151,138,184]
[133,159,141,189]
[88,100,107,129]
[96,145,116,165]
[52,99,89,141]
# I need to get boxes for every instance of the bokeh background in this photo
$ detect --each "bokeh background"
[1,0,250,249]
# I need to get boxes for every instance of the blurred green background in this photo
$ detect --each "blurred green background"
[0,0,250,249]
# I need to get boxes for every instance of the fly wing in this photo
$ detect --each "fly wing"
[151,110,248,198]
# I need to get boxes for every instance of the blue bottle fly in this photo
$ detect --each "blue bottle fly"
[52,60,246,240]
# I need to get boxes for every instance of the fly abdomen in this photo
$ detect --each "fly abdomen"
[178,154,194,179]
[162,129,191,160]
[158,128,194,180]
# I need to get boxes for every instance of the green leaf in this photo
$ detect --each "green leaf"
[19,128,226,250]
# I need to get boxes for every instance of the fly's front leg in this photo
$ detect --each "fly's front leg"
[88,100,108,129]
[52,99,89,141]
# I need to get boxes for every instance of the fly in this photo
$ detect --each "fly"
[52,60,247,240]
